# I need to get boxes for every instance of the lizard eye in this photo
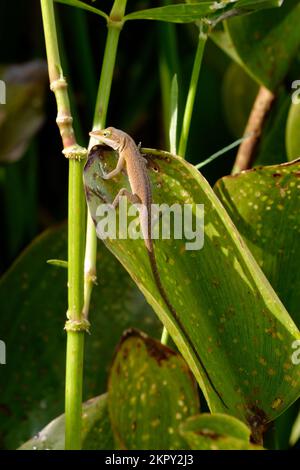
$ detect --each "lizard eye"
[103,130,111,137]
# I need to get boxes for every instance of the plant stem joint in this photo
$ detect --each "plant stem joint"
[62,145,87,161]
[65,318,91,334]
[107,18,124,30]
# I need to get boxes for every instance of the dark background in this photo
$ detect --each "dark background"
[0,0,237,274]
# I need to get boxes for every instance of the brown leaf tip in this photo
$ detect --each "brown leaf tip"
[119,328,177,366]
[246,404,269,445]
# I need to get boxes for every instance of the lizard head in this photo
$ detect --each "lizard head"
[89,127,124,151]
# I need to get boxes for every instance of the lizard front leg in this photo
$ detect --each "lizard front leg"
[101,154,125,180]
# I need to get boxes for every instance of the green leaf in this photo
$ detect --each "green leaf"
[19,394,114,450]
[224,0,300,90]
[125,1,282,24]
[47,259,68,268]
[221,62,258,138]
[0,226,160,449]
[235,0,283,9]
[84,145,300,439]
[286,102,300,162]
[108,329,199,450]
[54,0,108,20]
[0,61,47,163]
[124,3,217,23]
[214,160,300,326]
[180,413,263,450]
[211,28,243,65]
[290,407,300,446]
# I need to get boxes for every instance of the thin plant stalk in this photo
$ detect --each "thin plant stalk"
[41,0,87,450]
[157,9,180,145]
[83,0,128,319]
[161,74,178,346]
[195,134,252,170]
[178,30,207,157]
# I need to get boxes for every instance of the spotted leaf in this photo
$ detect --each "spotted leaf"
[108,329,200,450]
[84,145,300,439]
[180,413,263,450]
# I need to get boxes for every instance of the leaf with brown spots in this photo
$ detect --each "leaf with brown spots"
[180,413,263,450]
[84,145,300,431]
[0,226,160,449]
[108,330,200,450]
[214,159,300,327]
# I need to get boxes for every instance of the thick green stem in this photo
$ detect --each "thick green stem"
[65,331,84,448]
[41,0,86,450]
[68,161,86,323]
[83,1,127,319]
[178,32,207,158]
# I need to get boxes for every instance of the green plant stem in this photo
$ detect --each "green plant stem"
[41,0,86,450]
[83,0,127,319]
[161,327,169,346]
[164,26,207,341]
[195,134,251,170]
[178,31,207,157]
[161,74,179,346]
[65,331,84,448]
[157,19,179,145]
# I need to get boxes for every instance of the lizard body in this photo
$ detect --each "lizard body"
[89,127,226,408]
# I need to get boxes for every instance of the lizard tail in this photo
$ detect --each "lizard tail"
[147,245,227,409]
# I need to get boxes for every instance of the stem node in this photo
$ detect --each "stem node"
[50,77,67,91]
[107,18,124,30]
[62,145,87,161]
[65,318,91,334]
[41,0,87,449]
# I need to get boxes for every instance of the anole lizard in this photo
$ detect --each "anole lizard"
[89,127,227,408]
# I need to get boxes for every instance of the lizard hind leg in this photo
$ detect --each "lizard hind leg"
[111,188,141,209]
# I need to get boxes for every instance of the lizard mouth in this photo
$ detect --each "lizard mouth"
[89,131,113,146]
[89,130,105,140]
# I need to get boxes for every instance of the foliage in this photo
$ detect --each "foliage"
[0,0,300,451]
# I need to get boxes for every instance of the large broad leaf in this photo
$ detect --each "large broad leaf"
[0,226,160,449]
[19,394,114,450]
[0,61,47,163]
[108,329,199,450]
[179,413,263,450]
[214,160,300,327]
[84,145,300,440]
[224,0,300,90]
